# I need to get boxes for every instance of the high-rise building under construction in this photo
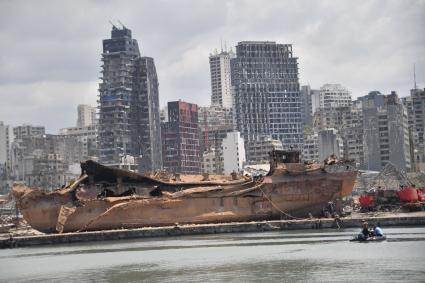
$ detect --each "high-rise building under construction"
[98,25,162,172]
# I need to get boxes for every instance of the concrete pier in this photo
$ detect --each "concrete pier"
[2,212,425,249]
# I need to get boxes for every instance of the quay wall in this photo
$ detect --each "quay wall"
[2,214,425,249]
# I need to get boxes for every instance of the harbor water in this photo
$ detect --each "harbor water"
[0,227,424,282]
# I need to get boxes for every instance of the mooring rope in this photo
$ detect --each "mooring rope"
[258,187,306,220]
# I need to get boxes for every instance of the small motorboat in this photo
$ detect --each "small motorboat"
[349,235,387,242]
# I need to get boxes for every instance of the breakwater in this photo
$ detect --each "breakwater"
[2,212,425,249]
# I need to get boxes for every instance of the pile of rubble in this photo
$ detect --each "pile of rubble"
[0,194,18,233]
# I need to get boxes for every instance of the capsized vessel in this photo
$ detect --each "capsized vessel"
[12,150,357,233]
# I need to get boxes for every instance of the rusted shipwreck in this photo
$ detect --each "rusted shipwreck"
[12,151,357,233]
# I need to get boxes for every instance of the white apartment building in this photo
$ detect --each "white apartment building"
[319,84,351,109]
[209,50,235,109]
[222,131,245,174]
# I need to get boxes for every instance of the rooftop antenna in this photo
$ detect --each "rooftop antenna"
[220,38,223,52]
[224,40,227,52]
[109,20,117,29]
[414,64,417,90]
[117,20,126,29]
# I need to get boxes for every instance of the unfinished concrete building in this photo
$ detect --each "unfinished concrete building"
[98,25,162,172]
[231,41,303,154]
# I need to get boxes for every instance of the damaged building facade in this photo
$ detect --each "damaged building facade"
[307,84,353,163]
[9,125,81,189]
[306,86,411,171]
[0,122,11,193]
[98,25,162,172]
[318,84,352,109]
[361,91,411,171]
[58,125,97,161]
[231,41,303,163]
[198,106,234,174]
[58,104,98,161]
[162,101,201,174]
[403,87,425,171]
[300,85,319,128]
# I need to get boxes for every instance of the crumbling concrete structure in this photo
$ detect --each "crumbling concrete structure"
[98,25,162,172]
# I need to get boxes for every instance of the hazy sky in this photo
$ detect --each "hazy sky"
[0,0,424,133]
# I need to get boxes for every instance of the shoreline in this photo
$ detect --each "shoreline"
[2,211,425,249]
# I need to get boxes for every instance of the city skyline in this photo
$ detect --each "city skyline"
[0,0,424,132]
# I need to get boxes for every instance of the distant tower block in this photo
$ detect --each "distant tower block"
[209,47,235,109]
[76,104,96,127]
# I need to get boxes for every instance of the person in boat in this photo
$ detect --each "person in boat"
[358,221,372,240]
[373,223,384,237]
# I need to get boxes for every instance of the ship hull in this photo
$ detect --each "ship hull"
[12,165,357,233]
